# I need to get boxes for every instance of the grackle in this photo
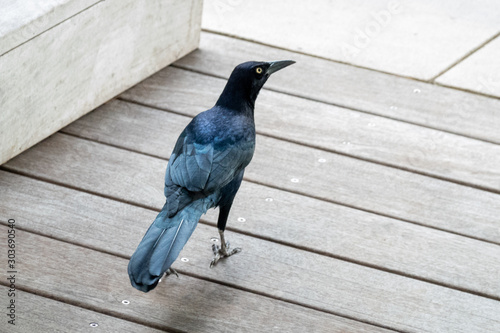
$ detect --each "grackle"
[128,60,295,292]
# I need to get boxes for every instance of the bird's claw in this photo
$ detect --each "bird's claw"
[161,268,179,282]
[210,242,241,268]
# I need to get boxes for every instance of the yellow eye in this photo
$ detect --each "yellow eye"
[255,67,263,74]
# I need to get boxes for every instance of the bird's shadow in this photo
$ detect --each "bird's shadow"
[144,273,240,332]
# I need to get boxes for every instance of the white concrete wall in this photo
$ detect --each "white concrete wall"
[0,0,202,164]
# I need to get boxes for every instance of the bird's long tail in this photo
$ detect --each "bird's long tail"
[128,202,202,292]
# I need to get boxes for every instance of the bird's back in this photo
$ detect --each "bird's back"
[164,106,255,218]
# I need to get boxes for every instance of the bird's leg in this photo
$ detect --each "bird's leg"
[210,229,241,268]
[218,229,242,257]
[211,177,244,268]
[160,267,179,283]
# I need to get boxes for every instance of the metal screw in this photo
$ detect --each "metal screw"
[210,237,218,242]
[318,158,326,163]
[181,257,189,262]
[413,88,421,94]
[90,322,99,328]
[265,197,273,202]
[237,217,246,222]
[122,300,130,305]
[291,178,300,183]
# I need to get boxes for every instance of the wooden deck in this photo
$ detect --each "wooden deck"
[2,30,500,332]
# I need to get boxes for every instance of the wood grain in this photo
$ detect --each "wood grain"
[2,180,500,332]
[3,6,499,332]
[0,0,201,164]
[174,32,500,144]
[0,226,390,333]
[0,287,168,333]
[120,66,500,193]
[57,101,500,244]
[3,130,500,300]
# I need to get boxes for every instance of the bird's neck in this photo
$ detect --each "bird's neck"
[215,81,257,116]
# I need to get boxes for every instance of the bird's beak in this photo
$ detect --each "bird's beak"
[267,60,295,75]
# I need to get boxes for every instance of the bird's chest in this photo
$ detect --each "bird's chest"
[210,116,255,149]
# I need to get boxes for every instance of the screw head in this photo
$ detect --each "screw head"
[181,257,189,262]
[90,322,99,328]
[237,217,246,222]
[122,300,130,305]
[291,178,300,183]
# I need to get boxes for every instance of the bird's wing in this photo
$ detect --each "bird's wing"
[168,137,214,192]
[203,139,254,192]
[164,129,254,217]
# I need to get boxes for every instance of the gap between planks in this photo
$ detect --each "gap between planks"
[4,156,500,330]
[5,264,403,333]
[3,159,500,304]
[59,125,500,247]
[119,96,500,195]
[0,281,181,333]
[173,32,500,145]
[0,282,176,333]
[0,223,402,333]
[434,80,500,102]
[201,28,431,85]
[0,286,170,333]
[49,130,500,248]
[170,63,500,147]
[182,271,405,333]
[202,28,500,103]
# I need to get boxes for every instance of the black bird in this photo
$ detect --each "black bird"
[128,60,295,292]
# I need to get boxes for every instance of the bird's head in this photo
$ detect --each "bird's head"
[216,60,295,111]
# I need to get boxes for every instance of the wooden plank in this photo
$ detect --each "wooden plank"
[436,35,500,98]
[202,0,500,80]
[120,66,500,193]
[0,0,202,164]
[2,129,500,297]
[2,165,500,301]
[174,32,500,144]
[0,226,389,333]
[57,101,500,243]
[1,185,500,332]
[0,287,167,332]
[0,0,99,55]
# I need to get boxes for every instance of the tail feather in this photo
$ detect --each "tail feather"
[128,204,202,292]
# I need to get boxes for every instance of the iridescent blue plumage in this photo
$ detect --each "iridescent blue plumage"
[128,60,294,292]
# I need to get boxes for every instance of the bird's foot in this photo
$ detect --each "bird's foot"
[210,242,241,268]
[159,268,179,283]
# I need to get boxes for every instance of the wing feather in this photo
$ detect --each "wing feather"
[164,115,255,218]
